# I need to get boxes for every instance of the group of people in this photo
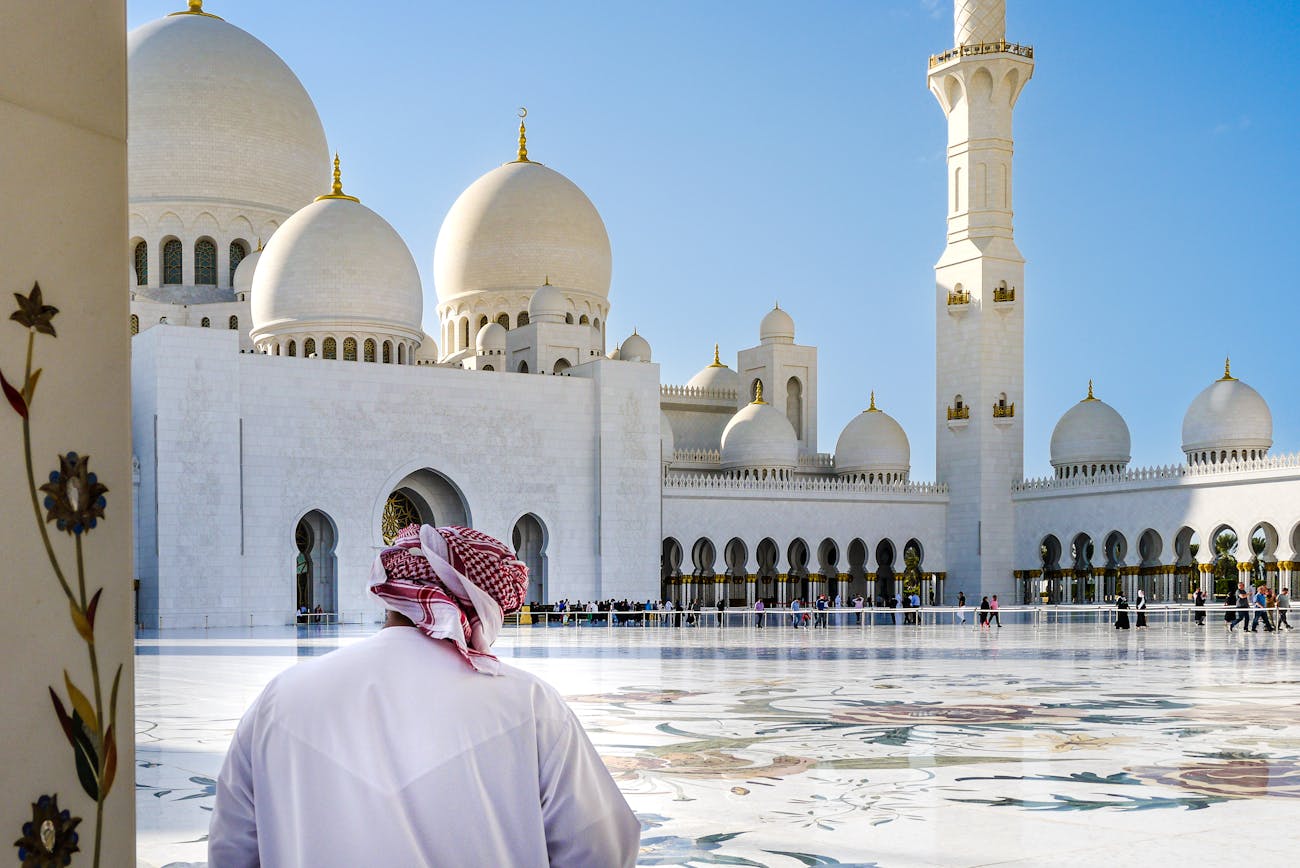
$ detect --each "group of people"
[1113,589,1149,629]
[1224,583,1293,632]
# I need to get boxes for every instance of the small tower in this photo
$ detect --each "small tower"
[929,0,1033,599]
[737,304,818,456]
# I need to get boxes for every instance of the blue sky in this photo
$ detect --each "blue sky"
[129,1,1299,480]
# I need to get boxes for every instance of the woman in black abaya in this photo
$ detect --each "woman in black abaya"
[1114,593,1131,629]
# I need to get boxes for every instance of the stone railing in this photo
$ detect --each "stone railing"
[660,384,738,402]
[672,448,721,465]
[930,41,1034,68]
[664,471,947,497]
[1014,450,1300,493]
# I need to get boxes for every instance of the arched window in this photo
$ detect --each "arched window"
[579,314,589,325]
[304,338,316,357]
[133,241,148,286]
[482,364,494,372]
[382,341,392,364]
[460,319,469,350]
[287,340,296,357]
[130,314,139,335]
[343,337,357,361]
[162,238,182,285]
[398,343,405,365]
[565,313,574,324]
[496,313,510,329]
[592,317,601,332]
[228,315,238,330]
[323,337,337,359]
[786,377,803,437]
[195,239,217,285]
[517,311,529,328]
[478,315,488,331]
[364,338,376,362]
[229,240,248,286]
[200,317,210,328]
[953,167,962,212]
[517,360,529,373]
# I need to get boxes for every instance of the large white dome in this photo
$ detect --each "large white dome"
[128,5,329,212]
[249,192,424,345]
[834,395,910,480]
[1049,384,1131,476]
[720,393,799,470]
[434,159,611,305]
[1182,362,1272,461]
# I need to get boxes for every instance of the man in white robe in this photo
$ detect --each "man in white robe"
[208,524,640,867]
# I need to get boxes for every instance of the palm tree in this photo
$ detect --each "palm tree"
[1213,532,1238,599]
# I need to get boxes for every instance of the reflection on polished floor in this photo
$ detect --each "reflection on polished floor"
[137,617,1300,867]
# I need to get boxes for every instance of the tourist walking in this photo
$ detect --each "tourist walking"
[1250,585,1274,632]
[814,594,828,628]
[1230,584,1250,631]
[1193,587,1206,626]
[754,597,765,628]
[1114,593,1130,629]
[853,594,864,625]
[978,596,990,630]
[790,598,802,628]
[957,591,967,625]
[990,594,1001,628]
[1278,588,1293,630]
[717,596,727,628]
[1135,589,1148,628]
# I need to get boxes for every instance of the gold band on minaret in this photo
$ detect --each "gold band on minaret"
[316,153,360,203]
[169,0,222,18]
[515,107,529,162]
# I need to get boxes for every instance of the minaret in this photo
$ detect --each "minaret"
[928,0,1033,600]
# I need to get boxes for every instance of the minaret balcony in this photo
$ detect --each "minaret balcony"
[992,286,1017,314]
[992,402,1015,425]
[929,41,1034,70]
[946,289,971,316]
[946,405,970,429]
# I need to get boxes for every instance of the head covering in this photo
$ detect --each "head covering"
[368,524,528,675]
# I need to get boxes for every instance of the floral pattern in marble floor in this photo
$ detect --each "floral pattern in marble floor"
[136,620,1300,867]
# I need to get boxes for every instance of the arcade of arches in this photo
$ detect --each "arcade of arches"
[1019,519,1300,605]
[661,536,943,607]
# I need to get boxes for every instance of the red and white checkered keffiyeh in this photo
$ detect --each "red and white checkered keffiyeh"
[368,524,529,675]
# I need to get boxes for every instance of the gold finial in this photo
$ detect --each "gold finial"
[774,301,781,310]
[1083,379,1097,401]
[753,380,766,404]
[543,274,550,285]
[255,237,263,252]
[315,153,359,203]
[709,343,724,367]
[515,107,529,162]
[867,390,879,412]
[1220,356,1235,381]
[169,0,221,18]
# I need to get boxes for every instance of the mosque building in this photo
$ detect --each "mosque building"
[128,0,1300,628]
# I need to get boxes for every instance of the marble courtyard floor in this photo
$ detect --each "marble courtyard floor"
[137,618,1300,867]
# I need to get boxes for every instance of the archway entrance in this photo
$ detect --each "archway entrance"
[383,468,471,543]
[295,510,337,617]
[513,514,547,603]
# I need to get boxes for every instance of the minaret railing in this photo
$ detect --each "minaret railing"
[929,41,1034,69]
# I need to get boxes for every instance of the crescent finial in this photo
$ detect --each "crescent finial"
[518,106,528,119]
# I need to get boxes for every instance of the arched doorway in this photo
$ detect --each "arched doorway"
[382,468,471,544]
[756,538,778,603]
[295,510,337,616]
[817,538,839,601]
[787,539,810,602]
[875,539,896,603]
[661,537,684,602]
[691,537,716,606]
[846,538,868,601]
[1103,531,1127,602]
[1071,533,1094,603]
[513,514,547,603]
[724,538,748,606]
[1040,535,1062,603]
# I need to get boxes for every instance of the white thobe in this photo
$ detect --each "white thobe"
[208,626,640,867]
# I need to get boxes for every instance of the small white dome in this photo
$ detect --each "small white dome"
[434,159,611,305]
[1182,362,1272,459]
[607,345,621,360]
[759,305,795,344]
[128,8,328,212]
[1050,384,1131,473]
[686,346,739,393]
[721,392,799,470]
[660,411,675,464]
[476,321,507,354]
[232,248,261,297]
[834,395,910,479]
[527,283,567,322]
[249,194,424,345]
[620,331,652,363]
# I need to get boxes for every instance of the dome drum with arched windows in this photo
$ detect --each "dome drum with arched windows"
[1049,381,1131,479]
[833,393,911,483]
[1181,360,1273,465]
[249,157,425,362]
